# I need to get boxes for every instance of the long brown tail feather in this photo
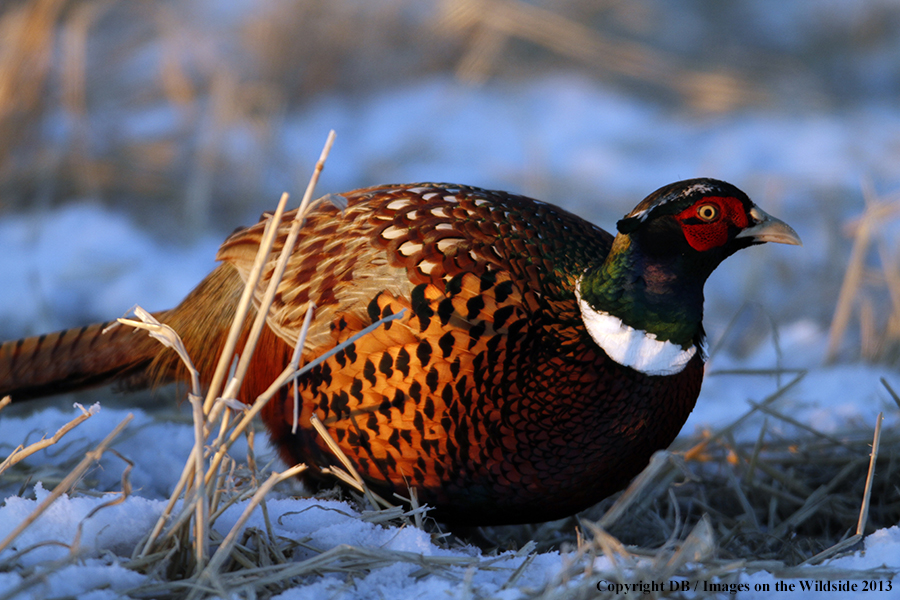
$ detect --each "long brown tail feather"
[0,264,249,403]
[0,319,159,401]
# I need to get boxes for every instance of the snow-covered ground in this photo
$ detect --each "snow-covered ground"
[2,71,899,598]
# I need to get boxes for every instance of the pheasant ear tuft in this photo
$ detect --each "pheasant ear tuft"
[616,216,641,235]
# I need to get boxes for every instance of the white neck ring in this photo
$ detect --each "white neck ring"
[575,282,698,376]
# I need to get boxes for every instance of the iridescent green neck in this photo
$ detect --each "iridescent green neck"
[578,236,705,348]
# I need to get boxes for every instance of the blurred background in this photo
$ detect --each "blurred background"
[1,0,900,365]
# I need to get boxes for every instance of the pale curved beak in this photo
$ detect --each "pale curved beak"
[736,206,802,246]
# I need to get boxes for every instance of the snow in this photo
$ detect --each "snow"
[3,26,900,600]
[0,203,219,337]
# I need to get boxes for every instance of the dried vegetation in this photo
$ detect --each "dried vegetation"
[1,1,899,598]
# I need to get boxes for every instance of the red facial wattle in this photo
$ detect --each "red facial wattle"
[675,196,749,251]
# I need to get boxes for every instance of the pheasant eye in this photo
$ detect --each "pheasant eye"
[696,204,719,221]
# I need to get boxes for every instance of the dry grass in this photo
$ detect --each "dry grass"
[5,378,900,599]
[827,183,900,363]
[440,0,759,112]
[0,0,769,230]
[3,371,895,598]
[0,400,97,477]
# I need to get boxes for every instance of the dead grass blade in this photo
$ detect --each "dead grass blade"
[880,377,900,410]
[441,0,760,111]
[683,371,805,462]
[203,194,286,415]
[827,184,900,362]
[594,451,678,531]
[856,412,883,537]
[0,413,133,555]
[310,413,394,512]
[0,403,98,476]
[115,307,201,395]
[191,463,307,599]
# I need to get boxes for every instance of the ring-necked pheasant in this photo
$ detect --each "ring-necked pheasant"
[0,179,800,524]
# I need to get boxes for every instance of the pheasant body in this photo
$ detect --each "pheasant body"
[0,180,800,524]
